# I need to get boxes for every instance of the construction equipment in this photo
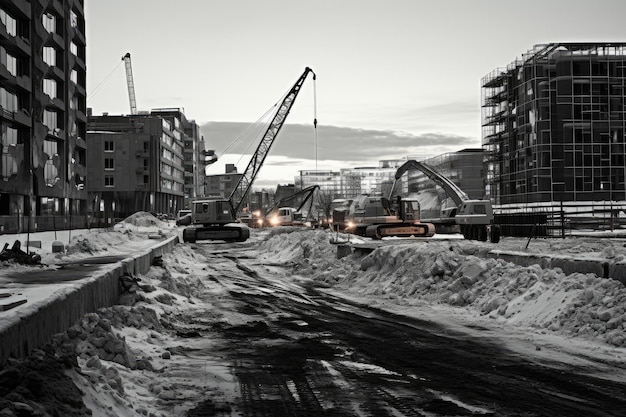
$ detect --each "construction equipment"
[340,194,436,239]
[182,67,316,243]
[390,160,500,243]
[265,185,319,226]
[121,53,137,115]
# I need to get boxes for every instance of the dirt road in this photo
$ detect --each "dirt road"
[186,240,626,417]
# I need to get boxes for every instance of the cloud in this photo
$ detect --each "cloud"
[200,122,478,165]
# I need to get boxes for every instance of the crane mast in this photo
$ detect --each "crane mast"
[122,53,138,115]
[228,67,316,215]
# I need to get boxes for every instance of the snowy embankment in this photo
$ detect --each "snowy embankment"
[255,228,626,348]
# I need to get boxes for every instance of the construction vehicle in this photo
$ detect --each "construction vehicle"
[265,185,319,227]
[340,194,436,239]
[182,67,316,243]
[390,160,500,243]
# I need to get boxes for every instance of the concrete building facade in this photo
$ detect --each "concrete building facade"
[86,113,185,222]
[0,0,87,232]
[150,108,204,209]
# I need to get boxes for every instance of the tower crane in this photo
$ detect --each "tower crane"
[182,67,316,243]
[122,53,137,115]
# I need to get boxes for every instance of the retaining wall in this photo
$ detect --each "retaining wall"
[488,250,626,285]
[0,235,179,364]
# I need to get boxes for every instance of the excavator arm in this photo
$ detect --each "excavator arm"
[229,67,316,216]
[265,185,320,216]
[389,160,469,207]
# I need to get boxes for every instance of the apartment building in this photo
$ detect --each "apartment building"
[86,113,185,221]
[482,43,626,207]
[150,108,204,208]
[0,0,87,232]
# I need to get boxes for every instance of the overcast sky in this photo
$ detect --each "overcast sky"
[85,0,626,188]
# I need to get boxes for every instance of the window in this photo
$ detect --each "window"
[105,175,114,187]
[1,124,19,179]
[104,140,114,152]
[42,13,55,34]
[0,9,17,37]
[70,69,78,83]
[104,158,114,170]
[43,109,57,132]
[43,139,59,187]
[1,47,17,76]
[43,78,57,99]
[0,87,17,112]
[70,42,77,56]
[43,46,56,66]
[70,10,79,28]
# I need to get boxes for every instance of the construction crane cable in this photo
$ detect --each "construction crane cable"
[220,100,281,156]
[313,74,318,172]
[226,87,292,167]
[88,60,123,98]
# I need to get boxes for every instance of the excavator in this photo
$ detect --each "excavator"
[339,194,436,240]
[389,160,501,243]
[182,67,316,243]
[265,185,319,227]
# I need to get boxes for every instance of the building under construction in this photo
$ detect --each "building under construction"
[482,43,626,231]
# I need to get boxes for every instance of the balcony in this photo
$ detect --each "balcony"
[13,109,31,127]
[48,127,65,139]
[5,0,30,17]
[75,109,87,123]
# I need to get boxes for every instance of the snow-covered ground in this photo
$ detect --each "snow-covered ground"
[1,214,626,416]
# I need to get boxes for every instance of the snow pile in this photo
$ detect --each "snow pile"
[256,229,626,347]
[120,211,168,228]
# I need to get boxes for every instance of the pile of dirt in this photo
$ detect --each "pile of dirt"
[122,212,167,228]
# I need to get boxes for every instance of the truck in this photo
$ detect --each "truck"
[182,67,316,243]
[265,185,319,227]
[390,160,500,243]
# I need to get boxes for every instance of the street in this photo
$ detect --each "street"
[183,237,626,417]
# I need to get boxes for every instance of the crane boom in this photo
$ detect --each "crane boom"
[229,67,316,215]
[122,53,138,115]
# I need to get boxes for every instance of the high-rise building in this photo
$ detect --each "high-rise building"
[0,0,87,232]
[482,43,626,206]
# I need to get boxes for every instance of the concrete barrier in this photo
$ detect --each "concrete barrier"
[0,235,179,364]
[488,250,625,284]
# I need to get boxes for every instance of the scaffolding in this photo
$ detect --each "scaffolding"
[481,43,626,219]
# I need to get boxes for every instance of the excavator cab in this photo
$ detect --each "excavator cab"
[191,199,235,226]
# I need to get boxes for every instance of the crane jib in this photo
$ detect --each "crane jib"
[228,67,316,215]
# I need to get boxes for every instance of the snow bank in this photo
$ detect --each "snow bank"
[256,229,626,347]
